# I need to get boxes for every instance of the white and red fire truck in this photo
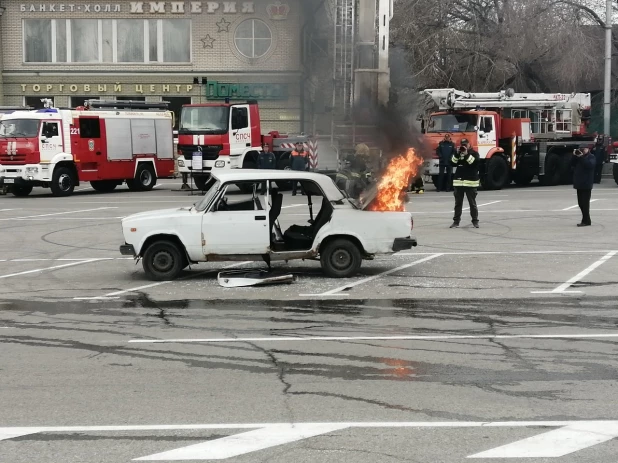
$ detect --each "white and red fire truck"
[176,100,319,191]
[0,100,175,197]
[420,88,597,190]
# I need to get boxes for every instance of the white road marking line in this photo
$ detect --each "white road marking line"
[410,207,618,214]
[531,250,618,294]
[301,254,443,297]
[562,199,601,211]
[2,421,618,460]
[468,422,618,458]
[6,217,127,221]
[280,204,306,209]
[0,259,103,280]
[0,207,117,220]
[2,258,132,262]
[127,332,618,344]
[0,209,17,212]
[398,250,616,256]
[74,261,251,300]
[463,200,503,211]
[134,424,348,461]
[75,187,94,192]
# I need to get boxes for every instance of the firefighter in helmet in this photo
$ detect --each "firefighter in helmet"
[336,144,371,198]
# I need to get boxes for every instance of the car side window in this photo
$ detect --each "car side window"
[79,118,101,138]
[41,122,59,138]
[231,107,248,130]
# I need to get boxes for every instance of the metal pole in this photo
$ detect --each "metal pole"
[604,0,612,136]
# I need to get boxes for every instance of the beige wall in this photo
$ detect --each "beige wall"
[0,0,303,132]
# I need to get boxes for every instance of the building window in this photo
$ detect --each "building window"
[234,19,272,59]
[23,19,191,64]
[25,97,55,109]
[71,97,100,108]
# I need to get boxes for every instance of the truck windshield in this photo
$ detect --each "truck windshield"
[428,114,478,133]
[179,107,230,134]
[0,119,40,138]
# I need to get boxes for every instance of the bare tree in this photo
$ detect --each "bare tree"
[391,0,610,92]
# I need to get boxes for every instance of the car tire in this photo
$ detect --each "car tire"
[11,185,33,197]
[541,153,561,186]
[134,164,157,191]
[431,175,439,189]
[142,240,186,281]
[50,167,76,197]
[90,180,117,192]
[320,238,362,278]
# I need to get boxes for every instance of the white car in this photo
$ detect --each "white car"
[119,170,417,281]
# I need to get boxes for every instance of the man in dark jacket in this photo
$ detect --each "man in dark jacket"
[590,138,606,184]
[572,148,596,226]
[258,143,277,194]
[450,138,481,228]
[290,142,308,196]
[437,134,456,191]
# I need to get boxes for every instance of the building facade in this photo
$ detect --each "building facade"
[0,0,303,132]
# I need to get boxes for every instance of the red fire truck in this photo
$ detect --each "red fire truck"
[420,88,597,190]
[176,100,314,191]
[0,100,175,197]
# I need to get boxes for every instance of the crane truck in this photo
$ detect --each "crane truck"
[419,88,597,190]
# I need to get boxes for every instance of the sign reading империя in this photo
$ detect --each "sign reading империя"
[20,2,262,14]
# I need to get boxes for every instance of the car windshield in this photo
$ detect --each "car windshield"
[179,107,230,134]
[428,114,478,133]
[0,119,40,138]
[194,178,222,212]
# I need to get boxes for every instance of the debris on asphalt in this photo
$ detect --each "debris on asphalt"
[217,269,297,288]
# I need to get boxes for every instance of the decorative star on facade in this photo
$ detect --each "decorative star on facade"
[216,18,231,33]
[201,35,216,49]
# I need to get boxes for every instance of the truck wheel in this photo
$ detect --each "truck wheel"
[513,171,534,186]
[134,164,157,191]
[484,156,509,190]
[541,153,561,186]
[237,159,257,193]
[142,240,186,281]
[193,175,210,191]
[559,153,574,185]
[431,175,439,188]
[613,163,618,185]
[12,185,33,197]
[50,167,76,197]
[320,238,362,278]
[90,180,117,192]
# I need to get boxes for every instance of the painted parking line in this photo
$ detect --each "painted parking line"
[0,207,117,220]
[398,250,616,256]
[0,209,17,212]
[0,259,104,280]
[463,200,503,211]
[300,254,443,297]
[127,332,618,344]
[0,258,132,262]
[562,199,601,211]
[73,261,252,300]
[531,250,618,294]
[2,421,618,461]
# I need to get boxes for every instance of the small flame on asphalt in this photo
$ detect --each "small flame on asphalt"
[369,148,423,212]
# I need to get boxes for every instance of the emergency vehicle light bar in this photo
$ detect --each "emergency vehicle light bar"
[85,100,169,110]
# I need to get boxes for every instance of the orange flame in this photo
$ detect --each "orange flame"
[369,148,423,212]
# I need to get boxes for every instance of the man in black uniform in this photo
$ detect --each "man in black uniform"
[450,138,480,228]
[436,134,456,191]
[590,137,606,184]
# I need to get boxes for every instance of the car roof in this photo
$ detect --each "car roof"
[212,169,345,200]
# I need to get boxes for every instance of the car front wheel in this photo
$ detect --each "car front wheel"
[142,240,186,281]
[320,238,362,278]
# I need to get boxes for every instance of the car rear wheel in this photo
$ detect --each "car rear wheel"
[142,240,186,281]
[90,180,118,192]
[320,238,362,278]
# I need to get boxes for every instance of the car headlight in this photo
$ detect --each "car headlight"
[215,161,225,168]
[178,160,185,167]
[26,167,39,174]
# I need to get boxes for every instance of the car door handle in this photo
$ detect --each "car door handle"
[246,143,250,147]
[255,216,266,221]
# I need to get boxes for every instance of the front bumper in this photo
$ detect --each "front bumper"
[392,237,418,252]
[120,244,136,256]
[0,176,45,187]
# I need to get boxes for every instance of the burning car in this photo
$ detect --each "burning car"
[119,169,418,281]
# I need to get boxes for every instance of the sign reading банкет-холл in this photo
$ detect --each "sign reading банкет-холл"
[206,81,288,100]
[20,2,261,14]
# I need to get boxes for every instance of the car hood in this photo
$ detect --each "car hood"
[122,207,193,224]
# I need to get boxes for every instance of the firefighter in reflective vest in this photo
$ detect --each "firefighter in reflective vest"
[450,138,480,229]
[291,142,308,196]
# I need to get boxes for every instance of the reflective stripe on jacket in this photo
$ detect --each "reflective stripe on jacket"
[450,149,480,188]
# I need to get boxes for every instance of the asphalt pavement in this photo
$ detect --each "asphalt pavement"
[1,178,618,462]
